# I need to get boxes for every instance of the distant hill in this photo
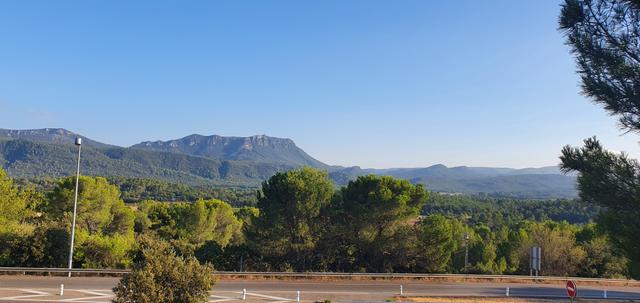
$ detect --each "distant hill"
[329,164,577,199]
[131,134,326,167]
[0,128,116,149]
[0,139,293,187]
[0,128,577,198]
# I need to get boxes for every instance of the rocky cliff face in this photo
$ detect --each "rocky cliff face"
[132,134,326,167]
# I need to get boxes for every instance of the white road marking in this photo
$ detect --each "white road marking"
[0,288,318,303]
[210,294,235,298]
[287,291,372,295]
[245,291,293,301]
[209,294,239,302]
[61,296,112,302]
[78,290,112,296]
[60,289,112,302]
[0,289,50,300]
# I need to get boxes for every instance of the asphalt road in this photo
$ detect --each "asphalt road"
[0,275,639,302]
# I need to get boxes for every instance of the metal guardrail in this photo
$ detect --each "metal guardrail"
[0,267,637,285]
[0,267,129,274]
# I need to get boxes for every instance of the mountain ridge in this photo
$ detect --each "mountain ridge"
[0,128,117,149]
[0,128,577,198]
[131,133,326,168]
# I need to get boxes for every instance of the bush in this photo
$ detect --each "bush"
[112,237,215,303]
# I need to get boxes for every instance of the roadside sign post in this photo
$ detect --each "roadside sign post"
[529,246,541,276]
[566,280,578,302]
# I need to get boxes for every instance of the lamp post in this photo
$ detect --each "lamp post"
[463,233,469,268]
[67,137,82,277]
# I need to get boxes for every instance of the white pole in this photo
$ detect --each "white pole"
[242,288,246,300]
[506,287,510,297]
[296,290,300,302]
[59,284,64,296]
[67,138,82,277]
[604,290,607,299]
[400,285,403,295]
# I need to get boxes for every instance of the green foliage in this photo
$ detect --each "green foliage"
[3,129,578,200]
[0,166,631,278]
[46,176,134,235]
[136,199,243,254]
[195,242,267,272]
[0,168,41,235]
[579,234,629,278]
[46,176,135,268]
[325,175,428,272]
[559,0,640,132]
[559,0,640,278]
[517,221,586,276]
[4,223,70,267]
[424,193,598,226]
[108,177,257,205]
[330,165,577,199]
[112,236,215,303]
[0,139,305,188]
[560,138,640,277]
[414,214,457,273]
[0,167,43,266]
[248,167,334,271]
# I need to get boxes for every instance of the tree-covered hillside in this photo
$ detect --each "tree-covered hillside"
[0,139,293,187]
[0,166,629,278]
[0,128,578,199]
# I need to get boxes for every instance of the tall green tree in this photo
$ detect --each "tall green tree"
[560,0,640,131]
[137,199,243,254]
[518,221,586,276]
[248,167,334,271]
[326,175,428,272]
[579,235,629,278]
[46,176,135,268]
[414,214,457,273]
[0,168,41,234]
[0,167,45,266]
[559,0,640,277]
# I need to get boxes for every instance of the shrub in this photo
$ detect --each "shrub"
[112,236,215,303]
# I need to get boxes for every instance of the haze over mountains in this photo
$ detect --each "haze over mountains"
[0,128,577,198]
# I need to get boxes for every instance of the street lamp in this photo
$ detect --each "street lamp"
[463,233,470,268]
[67,137,82,277]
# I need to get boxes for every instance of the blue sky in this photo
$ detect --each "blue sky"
[1,1,637,168]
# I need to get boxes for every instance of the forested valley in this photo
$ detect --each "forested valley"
[1,166,631,279]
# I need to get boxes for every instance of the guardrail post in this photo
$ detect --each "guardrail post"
[59,284,64,296]
[242,288,246,300]
[506,287,510,297]
[297,290,300,302]
[400,285,403,295]
[603,289,607,299]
